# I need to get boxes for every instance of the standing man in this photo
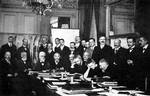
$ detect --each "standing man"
[69,42,76,55]
[112,39,128,85]
[81,39,86,51]
[17,39,31,62]
[74,36,84,57]
[126,37,141,89]
[88,38,96,57]
[54,38,60,52]
[0,36,17,60]
[39,37,48,53]
[138,36,150,92]
[85,41,92,58]
[56,39,70,71]
[0,51,17,95]
[92,36,113,64]
[46,43,55,63]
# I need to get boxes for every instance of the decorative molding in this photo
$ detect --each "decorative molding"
[0,0,78,9]
[52,0,78,9]
[112,15,134,35]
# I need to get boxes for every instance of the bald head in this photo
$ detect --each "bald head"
[83,51,90,61]
[75,36,80,43]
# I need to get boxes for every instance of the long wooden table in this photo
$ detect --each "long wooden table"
[29,71,148,96]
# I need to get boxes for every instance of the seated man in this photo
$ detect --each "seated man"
[13,51,33,96]
[0,51,17,95]
[50,52,64,71]
[34,51,50,71]
[84,58,118,81]
[16,51,32,76]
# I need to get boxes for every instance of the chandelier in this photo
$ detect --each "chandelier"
[22,0,63,15]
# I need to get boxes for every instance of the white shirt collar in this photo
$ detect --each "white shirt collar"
[90,46,95,50]
[115,46,121,50]
[75,43,80,48]
[143,44,149,49]
[60,45,64,50]
[100,44,105,49]
[56,44,60,48]
[131,45,135,49]
[8,43,12,47]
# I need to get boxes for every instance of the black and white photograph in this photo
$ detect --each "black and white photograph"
[0,0,150,96]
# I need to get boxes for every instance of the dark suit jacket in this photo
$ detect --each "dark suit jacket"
[127,46,141,73]
[54,46,59,53]
[0,43,17,60]
[57,46,70,59]
[39,45,48,53]
[88,65,118,80]
[92,45,113,64]
[17,46,31,61]
[16,59,32,75]
[139,44,150,74]
[56,46,70,68]
[50,60,64,70]
[0,58,17,94]
[126,47,141,89]
[74,44,84,57]
[0,58,16,77]
[46,51,55,63]
[70,64,86,74]
[112,47,128,69]
[127,47,141,65]
[34,60,50,71]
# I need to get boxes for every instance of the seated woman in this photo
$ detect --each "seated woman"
[82,51,94,72]
[84,58,118,81]
[70,55,85,74]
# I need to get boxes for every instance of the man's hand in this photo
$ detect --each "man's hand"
[7,74,13,77]
[14,73,18,77]
[87,62,97,69]
[102,76,110,79]
[127,60,134,65]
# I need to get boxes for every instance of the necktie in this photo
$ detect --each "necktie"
[114,49,118,54]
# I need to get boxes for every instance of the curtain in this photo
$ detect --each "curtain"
[135,0,150,41]
[79,0,105,41]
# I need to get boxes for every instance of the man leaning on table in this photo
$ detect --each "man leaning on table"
[83,58,118,82]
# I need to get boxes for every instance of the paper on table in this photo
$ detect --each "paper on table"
[43,77,59,81]
[52,82,66,85]
[92,88,105,92]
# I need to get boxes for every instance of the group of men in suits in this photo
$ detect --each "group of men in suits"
[0,35,150,95]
